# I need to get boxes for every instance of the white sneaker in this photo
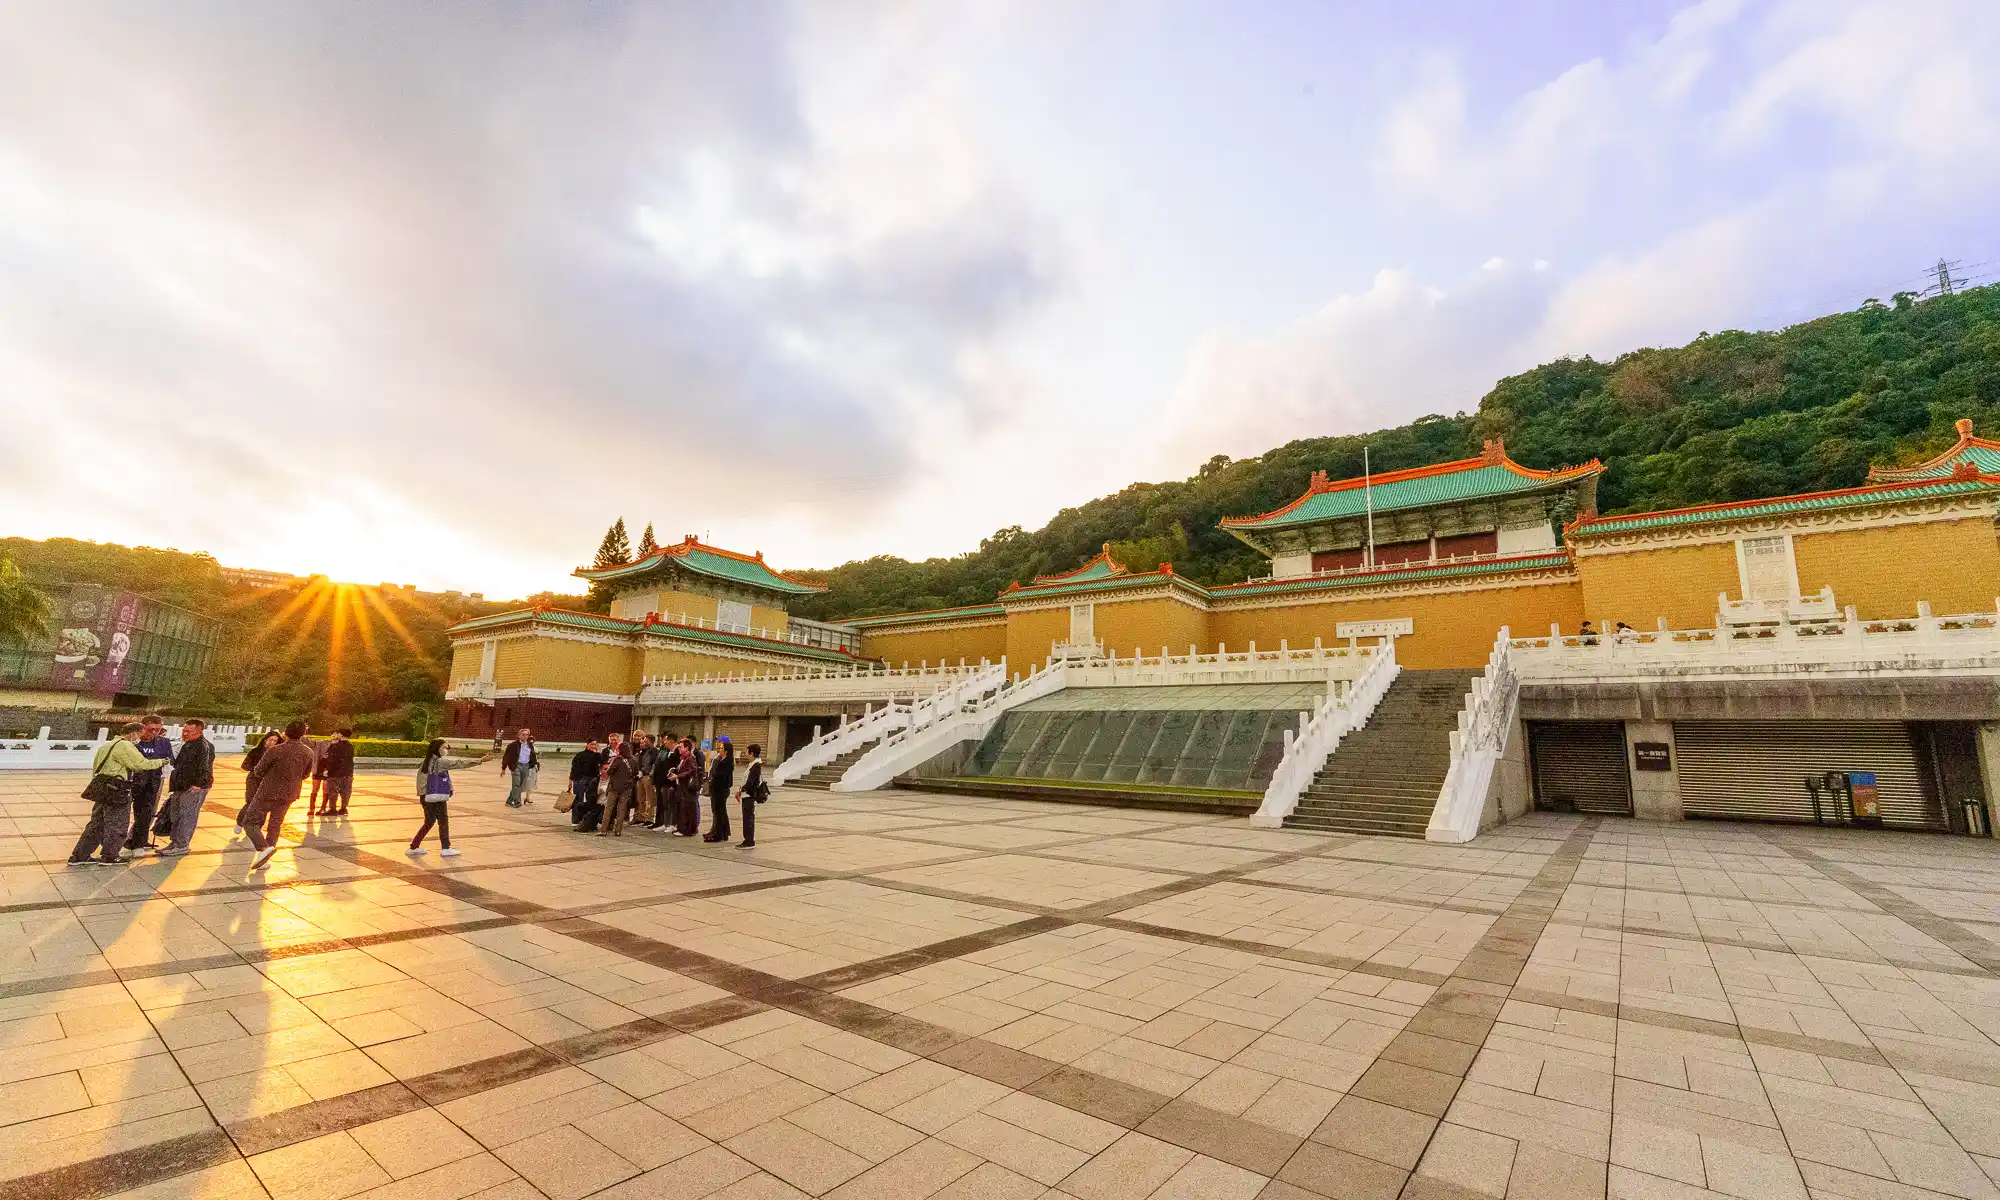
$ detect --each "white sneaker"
[439,848,461,857]
[251,847,277,870]
[406,847,427,856]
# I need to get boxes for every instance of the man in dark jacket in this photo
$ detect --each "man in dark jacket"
[125,714,175,854]
[243,720,317,870]
[502,728,539,807]
[159,719,215,857]
[314,729,356,816]
[703,737,735,843]
[569,738,604,832]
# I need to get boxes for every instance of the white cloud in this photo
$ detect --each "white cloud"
[1161,263,1556,463]
[1165,0,2000,475]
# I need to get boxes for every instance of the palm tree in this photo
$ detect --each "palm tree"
[0,557,51,649]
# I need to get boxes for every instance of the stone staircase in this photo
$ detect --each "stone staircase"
[786,744,877,790]
[1284,668,1480,838]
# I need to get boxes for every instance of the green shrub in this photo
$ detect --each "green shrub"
[350,738,428,758]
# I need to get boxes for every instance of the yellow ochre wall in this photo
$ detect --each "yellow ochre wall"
[861,622,1009,669]
[1793,519,2000,618]
[640,644,785,680]
[448,643,484,685]
[1005,607,1071,670]
[1576,541,1741,632]
[510,638,642,695]
[750,604,791,636]
[1094,596,1210,659]
[1211,582,1585,670]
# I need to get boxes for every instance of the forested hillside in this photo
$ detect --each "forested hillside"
[0,537,583,730]
[790,286,2000,620]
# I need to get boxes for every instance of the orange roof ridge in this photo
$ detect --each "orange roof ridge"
[1869,418,2000,481]
[1030,543,1129,584]
[1570,471,2000,531]
[1219,450,1602,528]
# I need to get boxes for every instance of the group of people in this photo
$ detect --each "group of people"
[71,716,346,870]
[69,717,770,871]
[514,727,765,847]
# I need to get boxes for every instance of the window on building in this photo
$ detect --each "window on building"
[1069,603,1094,646]
[716,600,753,633]
[1737,535,1797,601]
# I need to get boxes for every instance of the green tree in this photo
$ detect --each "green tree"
[586,518,632,612]
[0,556,51,647]
[636,523,660,558]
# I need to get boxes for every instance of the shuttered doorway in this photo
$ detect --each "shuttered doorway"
[1675,720,1943,830]
[1529,722,1633,815]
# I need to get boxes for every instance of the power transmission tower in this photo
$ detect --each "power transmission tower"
[1935,258,1957,297]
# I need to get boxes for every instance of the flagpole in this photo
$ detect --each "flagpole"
[1364,445,1375,568]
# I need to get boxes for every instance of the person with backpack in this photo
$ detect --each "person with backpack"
[735,743,768,849]
[409,738,484,857]
[67,723,167,866]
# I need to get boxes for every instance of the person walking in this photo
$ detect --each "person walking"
[233,730,281,840]
[158,719,214,857]
[68,723,167,866]
[124,715,174,855]
[703,737,734,843]
[601,747,635,837]
[314,729,356,817]
[736,744,767,849]
[409,738,481,857]
[502,728,539,807]
[241,720,317,870]
[568,737,604,832]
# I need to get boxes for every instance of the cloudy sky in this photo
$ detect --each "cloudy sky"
[6,0,1998,597]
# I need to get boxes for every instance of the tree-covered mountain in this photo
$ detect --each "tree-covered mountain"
[788,286,2000,621]
[0,537,585,730]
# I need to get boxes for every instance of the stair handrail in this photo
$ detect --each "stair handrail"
[1248,641,1400,828]
[1426,626,1518,843]
[772,699,911,786]
[832,658,1068,791]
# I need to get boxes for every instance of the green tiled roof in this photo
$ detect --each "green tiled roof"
[576,540,823,595]
[1048,558,1122,582]
[1570,478,2000,537]
[445,607,860,662]
[1222,460,1600,532]
[1873,443,2000,480]
[1212,553,1575,599]
[1005,570,1206,602]
[845,604,1007,629]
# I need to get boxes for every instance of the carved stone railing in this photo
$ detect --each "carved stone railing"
[833,659,1067,792]
[1510,602,2000,682]
[1426,627,1519,843]
[1248,642,1399,828]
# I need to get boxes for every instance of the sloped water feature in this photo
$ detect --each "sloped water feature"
[954,683,1330,796]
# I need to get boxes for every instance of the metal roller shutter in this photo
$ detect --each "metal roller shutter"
[1675,721,1942,830]
[1530,722,1633,815]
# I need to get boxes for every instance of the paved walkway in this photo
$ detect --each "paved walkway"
[5,766,2000,1199]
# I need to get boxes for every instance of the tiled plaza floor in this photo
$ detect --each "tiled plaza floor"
[7,767,2000,1199]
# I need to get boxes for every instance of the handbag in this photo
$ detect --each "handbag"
[152,802,175,837]
[555,784,575,813]
[82,773,132,805]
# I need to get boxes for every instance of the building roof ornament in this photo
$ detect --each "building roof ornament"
[571,534,824,596]
[1867,418,2000,483]
[1217,449,1604,539]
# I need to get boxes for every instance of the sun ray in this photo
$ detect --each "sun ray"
[359,586,433,664]
[325,585,350,714]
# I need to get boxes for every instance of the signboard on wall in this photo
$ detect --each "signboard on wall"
[50,585,140,694]
[1633,742,1672,772]
[1335,618,1413,640]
